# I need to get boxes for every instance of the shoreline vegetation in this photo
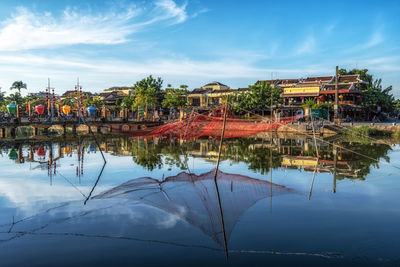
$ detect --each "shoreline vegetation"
[343,125,400,140]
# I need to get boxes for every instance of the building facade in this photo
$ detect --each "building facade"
[187,82,248,108]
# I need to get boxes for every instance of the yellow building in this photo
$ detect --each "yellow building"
[103,87,133,96]
[187,82,248,107]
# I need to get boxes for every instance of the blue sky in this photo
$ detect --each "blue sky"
[0,0,399,96]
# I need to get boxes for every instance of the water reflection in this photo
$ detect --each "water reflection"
[0,135,398,265]
[94,170,293,252]
[0,135,395,188]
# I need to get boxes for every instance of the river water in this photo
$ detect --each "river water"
[0,135,399,266]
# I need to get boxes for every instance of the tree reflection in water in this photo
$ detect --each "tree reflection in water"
[0,134,397,263]
[0,134,394,180]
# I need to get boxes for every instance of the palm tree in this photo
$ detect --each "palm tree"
[10,81,27,94]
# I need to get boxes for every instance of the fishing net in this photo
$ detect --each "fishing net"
[136,107,298,140]
[94,170,294,246]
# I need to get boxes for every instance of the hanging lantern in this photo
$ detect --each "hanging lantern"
[88,144,96,152]
[36,147,46,157]
[63,147,72,154]
[87,106,96,116]
[7,103,17,115]
[8,149,17,160]
[300,97,304,100]
[339,95,344,100]
[356,95,361,99]
[35,104,45,115]
[62,105,71,115]
[319,95,324,100]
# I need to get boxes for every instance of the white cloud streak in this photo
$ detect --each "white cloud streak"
[295,35,316,55]
[155,0,188,24]
[0,53,334,93]
[0,0,188,51]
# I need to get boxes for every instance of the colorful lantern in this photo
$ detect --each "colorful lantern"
[88,144,96,152]
[63,147,72,154]
[6,103,17,115]
[35,104,45,115]
[62,105,71,115]
[319,95,324,100]
[87,106,96,116]
[8,149,17,160]
[36,147,46,157]
[339,95,344,100]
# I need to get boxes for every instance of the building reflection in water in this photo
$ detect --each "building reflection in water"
[0,134,393,184]
[0,134,395,261]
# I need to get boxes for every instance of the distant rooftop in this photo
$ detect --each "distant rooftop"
[203,81,228,87]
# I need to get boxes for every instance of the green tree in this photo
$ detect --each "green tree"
[302,98,317,108]
[0,90,5,106]
[10,81,27,94]
[121,95,135,109]
[338,68,372,86]
[24,94,38,104]
[6,92,24,105]
[362,79,395,114]
[232,81,282,116]
[132,75,163,119]
[161,88,188,109]
[394,99,400,113]
[339,68,395,114]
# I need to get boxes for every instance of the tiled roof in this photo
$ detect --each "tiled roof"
[62,90,92,97]
[104,86,132,91]
[322,83,354,91]
[203,81,228,87]
[337,75,359,83]
[210,89,232,93]
[257,79,299,85]
[189,88,209,95]
[286,83,322,88]
[304,76,334,83]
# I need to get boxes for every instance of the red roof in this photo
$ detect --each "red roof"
[304,76,333,83]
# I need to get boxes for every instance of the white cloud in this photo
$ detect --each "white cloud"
[295,35,316,55]
[155,0,188,24]
[0,1,188,51]
[0,52,336,93]
[325,23,337,34]
[362,30,384,49]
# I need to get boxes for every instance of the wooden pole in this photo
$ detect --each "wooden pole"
[214,99,229,179]
[334,66,339,123]
[308,111,320,200]
[333,143,337,193]
[213,98,229,259]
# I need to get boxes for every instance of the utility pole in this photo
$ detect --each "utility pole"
[46,78,54,120]
[270,72,273,120]
[334,66,339,123]
[75,78,82,123]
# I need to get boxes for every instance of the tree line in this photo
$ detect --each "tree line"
[1,68,399,116]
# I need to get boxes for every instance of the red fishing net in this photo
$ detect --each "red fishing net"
[140,107,298,139]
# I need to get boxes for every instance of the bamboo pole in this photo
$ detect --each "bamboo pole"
[213,98,229,259]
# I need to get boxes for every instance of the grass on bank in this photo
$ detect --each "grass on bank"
[343,126,392,137]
